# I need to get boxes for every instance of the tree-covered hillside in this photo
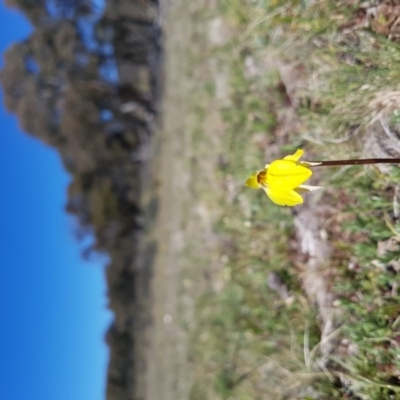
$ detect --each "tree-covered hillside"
[0,0,161,398]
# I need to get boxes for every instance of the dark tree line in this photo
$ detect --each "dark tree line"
[1,0,161,398]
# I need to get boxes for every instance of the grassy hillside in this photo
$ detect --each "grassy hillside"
[185,2,400,399]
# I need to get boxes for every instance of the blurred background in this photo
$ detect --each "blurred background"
[0,1,119,399]
[0,0,159,397]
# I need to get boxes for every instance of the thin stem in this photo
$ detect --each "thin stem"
[311,158,400,167]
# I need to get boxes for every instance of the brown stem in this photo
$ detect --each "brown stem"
[311,158,400,167]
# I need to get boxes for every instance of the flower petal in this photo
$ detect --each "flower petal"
[267,160,312,191]
[299,161,322,167]
[245,171,262,189]
[283,149,321,166]
[297,184,323,192]
[265,187,304,206]
[283,149,304,161]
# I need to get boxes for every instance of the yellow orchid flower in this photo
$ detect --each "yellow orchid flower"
[245,149,322,206]
[247,149,400,206]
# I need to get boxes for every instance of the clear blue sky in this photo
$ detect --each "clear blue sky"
[0,3,112,400]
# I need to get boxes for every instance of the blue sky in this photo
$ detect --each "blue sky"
[0,3,112,400]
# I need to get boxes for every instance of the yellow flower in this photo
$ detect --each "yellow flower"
[245,149,322,206]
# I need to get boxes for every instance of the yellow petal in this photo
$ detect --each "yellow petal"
[267,160,312,191]
[265,187,304,206]
[283,149,304,161]
[284,149,321,167]
[245,171,262,189]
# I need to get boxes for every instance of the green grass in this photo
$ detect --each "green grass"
[189,1,400,399]
[326,168,400,399]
